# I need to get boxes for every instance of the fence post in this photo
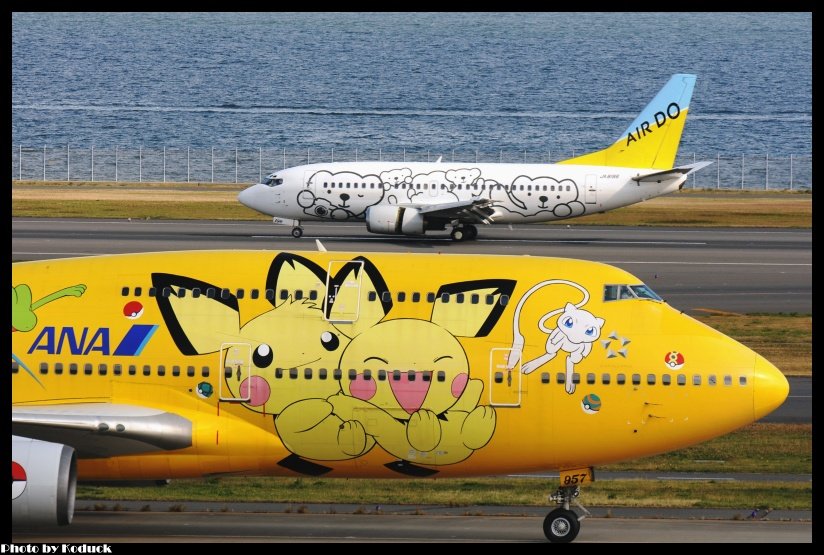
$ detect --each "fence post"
[259,147,262,183]
[765,153,769,190]
[235,147,238,184]
[403,148,406,162]
[139,146,142,182]
[524,149,527,163]
[548,149,551,164]
[187,147,190,183]
[475,150,478,163]
[163,146,166,183]
[741,153,744,189]
[211,147,214,183]
[331,147,334,163]
[355,147,358,162]
[43,146,46,181]
[452,148,455,162]
[282,147,286,170]
[67,144,70,182]
[18,145,21,181]
[307,147,310,165]
[716,153,720,189]
[115,146,118,182]
[91,145,94,182]
[790,154,794,190]
[379,148,382,161]
[427,150,430,163]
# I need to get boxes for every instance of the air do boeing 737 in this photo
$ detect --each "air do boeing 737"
[12,250,788,542]
[238,74,711,240]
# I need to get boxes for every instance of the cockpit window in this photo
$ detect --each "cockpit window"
[262,174,284,187]
[604,283,662,302]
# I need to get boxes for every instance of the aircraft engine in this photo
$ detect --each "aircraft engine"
[12,435,77,526]
[365,206,425,235]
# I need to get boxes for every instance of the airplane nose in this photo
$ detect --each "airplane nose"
[752,354,790,421]
[238,184,266,212]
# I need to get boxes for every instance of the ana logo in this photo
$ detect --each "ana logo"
[27,325,159,356]
[664,350,685,370]
[581,393,601,415]
[124,300,144,319]
[12,461,27,499]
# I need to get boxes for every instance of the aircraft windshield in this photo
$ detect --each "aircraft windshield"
[262,174,283,187]
[603,284,662,302]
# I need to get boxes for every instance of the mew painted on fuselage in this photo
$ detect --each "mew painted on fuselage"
[238,74,711,240]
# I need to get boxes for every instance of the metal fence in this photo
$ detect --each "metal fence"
[11,145,812,190]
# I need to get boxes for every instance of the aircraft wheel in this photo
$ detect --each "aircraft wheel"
[291,227,304,238]
[464,225,478,240]
[450,228,465,241]
[543,508,580,543]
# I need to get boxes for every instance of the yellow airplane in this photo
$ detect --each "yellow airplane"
[11,250,789,542]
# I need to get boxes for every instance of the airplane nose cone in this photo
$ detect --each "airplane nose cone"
[238,184,266,213]
[753,355,789,421]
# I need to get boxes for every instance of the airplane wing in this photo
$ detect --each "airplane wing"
[408,198,497,224]
[12,403,192,458]
[632,161,713,183]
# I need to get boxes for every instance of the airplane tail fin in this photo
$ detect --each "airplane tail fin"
[558,74,697,170]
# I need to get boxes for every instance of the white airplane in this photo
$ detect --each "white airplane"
[238,74,711,240]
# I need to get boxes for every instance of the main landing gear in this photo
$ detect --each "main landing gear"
[543,485,590,543]
[450,224,478,242]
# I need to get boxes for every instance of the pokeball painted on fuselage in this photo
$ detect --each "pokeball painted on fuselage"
[124,301,144,319]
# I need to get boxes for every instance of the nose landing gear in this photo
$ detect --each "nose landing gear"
[291,227,303,238]
[543,484,590,543]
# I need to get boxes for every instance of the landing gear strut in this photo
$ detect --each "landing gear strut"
[450,224,478,242]
[543,485,589,543]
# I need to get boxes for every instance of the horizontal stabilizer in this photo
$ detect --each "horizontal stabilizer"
[632,161,713,183]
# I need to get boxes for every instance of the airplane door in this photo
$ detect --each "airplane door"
[219,343,252,401]
[325,260,363,323]
[585,175,597,204]
[489,348,522,407]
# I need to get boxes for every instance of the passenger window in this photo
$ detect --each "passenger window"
[440,293,449,303]
[84,363,93,375]
[333,369,342,380]
[55,362,64,375]
[572,373,580,384]
[422,372,431,382]
[265,289,275,300]
[40,362,48,374]
[378,370,386,381]
[397,292,406,302]
[275,368,284,379]
[436,371,445,382]
[121,287,129,296]
[632,374,641,385]
[393,370,401,381]
[708,375,717,386]
[486,294,495,305]
[677,374,686,385]
[427,292,436,303]
[500,295,509,306]
[295,290,303,300]
[305,368,312,379]
[408,371,416,382]
[201,366,210,377]
[363,370,372,381]
[172,365,180,377]
[739,376,747,386]
[220,289,230,300]
[148,287,157,297]
[724,375,732,386]
[224,366,232,378]
[177,288,186,298]
[412,292,421,303]
[368,291,377,302]
[455,293,465,304]
[143,365,151,376]
[250,289,259,299]
[556,372,565,384]
[280,289,289,300]
[206,288,216,298]
[601,373,611,385]
[134,287,142,297]
[70,363,78,375]
[662,374,671,385]
[192,288,201,298]
[616,373,625,385]
[693,375,701,386]
[381,291,392,303]
[187,366,195,377]
[494,372,503,383]
[587,373,596,385]
[309,290,318,301]
[647,374,656,385]
[99,364,107,376]
[319,368,327,380]
[541,372,550,384]
[471,294,479,305]
[129,365,136,376]
[236,289,245,299]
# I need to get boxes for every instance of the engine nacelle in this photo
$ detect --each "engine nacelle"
[12,436,77,526]
[365,205,425,235]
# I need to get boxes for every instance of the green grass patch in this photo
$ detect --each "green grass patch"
[12,182,812,228]
[694,313,811,376]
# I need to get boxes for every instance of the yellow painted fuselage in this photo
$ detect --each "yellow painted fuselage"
[11,250,788,480]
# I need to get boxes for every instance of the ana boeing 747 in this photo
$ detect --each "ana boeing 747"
[12,250,787,542]
[238,74,710,240]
